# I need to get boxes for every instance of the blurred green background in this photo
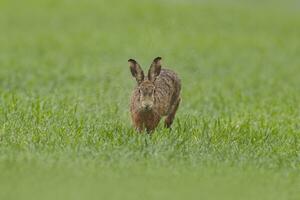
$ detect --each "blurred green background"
[0,0,299,199]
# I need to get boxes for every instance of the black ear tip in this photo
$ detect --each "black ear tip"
[128,59,136,63]
[154,57,162,62]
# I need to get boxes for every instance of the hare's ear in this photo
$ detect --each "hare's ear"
[128,59,144,84]
[148,57,162,82]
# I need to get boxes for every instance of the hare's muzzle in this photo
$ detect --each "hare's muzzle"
[141,101,154,111]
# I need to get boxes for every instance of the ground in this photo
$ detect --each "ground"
[0,0,299,200]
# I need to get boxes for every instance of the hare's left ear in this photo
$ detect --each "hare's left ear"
[148,57,162,82]
[128,59,144,84]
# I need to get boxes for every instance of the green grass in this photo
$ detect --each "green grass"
[0,0,300,199]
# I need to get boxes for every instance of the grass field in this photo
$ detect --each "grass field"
[0,0,300,199]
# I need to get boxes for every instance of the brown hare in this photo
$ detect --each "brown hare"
[129,57,181,133]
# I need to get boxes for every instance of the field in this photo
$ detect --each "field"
[0,0,300,199]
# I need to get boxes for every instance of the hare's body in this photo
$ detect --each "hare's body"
[129,58,181,132]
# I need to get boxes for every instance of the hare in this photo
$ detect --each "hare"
[129,57,181,132]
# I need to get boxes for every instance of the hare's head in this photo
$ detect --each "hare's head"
[129,57,162,111]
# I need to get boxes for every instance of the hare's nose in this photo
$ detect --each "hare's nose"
[142,102,153,110]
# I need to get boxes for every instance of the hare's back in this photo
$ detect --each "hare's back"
[155,68,181,94]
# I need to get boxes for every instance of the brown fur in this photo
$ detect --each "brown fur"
[129,57,181,133]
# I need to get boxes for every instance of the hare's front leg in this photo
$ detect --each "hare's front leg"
[165,97,181,128]
[131,113,144,132]
[145,117,161,133]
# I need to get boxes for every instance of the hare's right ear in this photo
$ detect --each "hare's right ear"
[128,59,144,84]
[148,57,162,82]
